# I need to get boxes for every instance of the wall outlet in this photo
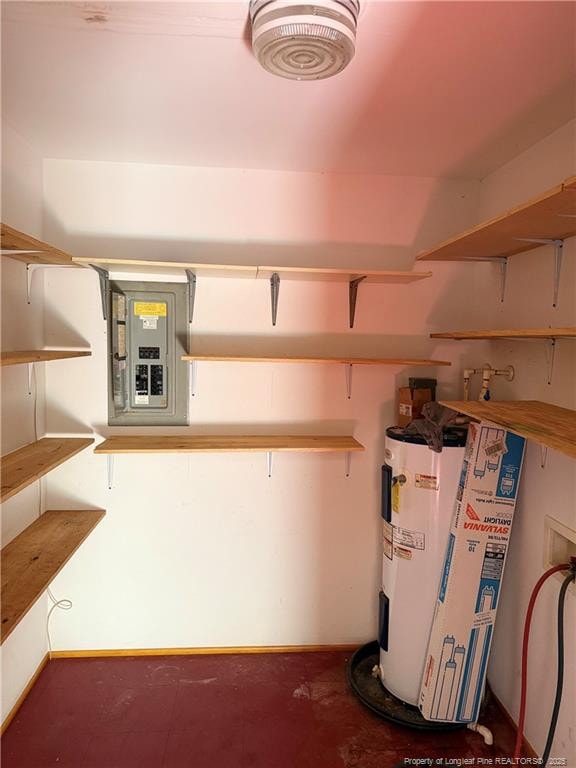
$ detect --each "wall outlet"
[544,516,576,592]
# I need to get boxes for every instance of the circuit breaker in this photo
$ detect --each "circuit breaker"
[108,280,188,426]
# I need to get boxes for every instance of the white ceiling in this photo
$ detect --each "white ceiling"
[2,1,575,179]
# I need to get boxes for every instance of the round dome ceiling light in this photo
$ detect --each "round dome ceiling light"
[249,0,360,81]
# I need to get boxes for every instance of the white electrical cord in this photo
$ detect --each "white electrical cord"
[30,363,73,657]
[46,588,73,656]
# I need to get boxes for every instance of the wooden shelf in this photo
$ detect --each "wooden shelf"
[72,256,431,284]
[1,437,95,503]
[72,257,258,278]
[1,350,92,367]
[440,400,576,459]
[182,353,451,366]
[94,435,364,454]
[431,328,576,341]
[255,267,431,283]
[417,176,576,262]
[1,223,78,266]
[1,510,105,643]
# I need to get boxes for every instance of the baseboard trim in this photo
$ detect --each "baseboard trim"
[50,643,359,659]
[489,687,538,759]
[1,653,49,736]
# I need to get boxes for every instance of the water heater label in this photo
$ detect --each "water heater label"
[415,473,439,490]
[383,521,393,560]
[395,526,425,551]
[393,545,412,560]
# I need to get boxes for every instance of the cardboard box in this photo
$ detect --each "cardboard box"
[397,387,433,427]
[418,420,526,723]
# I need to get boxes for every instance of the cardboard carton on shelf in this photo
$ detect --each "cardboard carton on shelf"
[397,378,437,427]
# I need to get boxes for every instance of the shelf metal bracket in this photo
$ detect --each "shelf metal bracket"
[540,445,548,469]
[345,364,353,399]
[458,257,508,302]
[267,451,273,478]
[27,363,34,395]
[26,264,36,304]
[553,240,563,309]
[270,273,280,326]
[345,451,352,478]
[498,259,508,303]
[547,338,557,385]
[189,361,197,398]
[349,276,366,328]
[25,264,76,305]
[107,455,114,490]
[515,238,563,307]
[90,265,110,320]
[185,270,197,324]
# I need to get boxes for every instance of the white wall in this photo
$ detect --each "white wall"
[5,122,573,758]
[1,123,48,722]
[477,121,576,762]
[41,160,492,653]
[42,160,481,269]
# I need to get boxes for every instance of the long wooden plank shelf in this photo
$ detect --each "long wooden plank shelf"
[182,353,451,366]
[1,223,78,266]
[95,436,364,454]
[440,400,576,459]
[255,267,431,283]
[1,510,105,643]
[1,350,92,366]
[431,328,576,341]
[417,176,576,262]
[72,256,431,283]
[1,437,95,503]
[72,257,258,279]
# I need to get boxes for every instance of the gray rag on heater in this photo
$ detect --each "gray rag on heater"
[404,402,460,452]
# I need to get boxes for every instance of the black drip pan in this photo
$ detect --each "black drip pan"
[347,641,464,731]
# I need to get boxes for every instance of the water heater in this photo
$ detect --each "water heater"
[379,426,467,705]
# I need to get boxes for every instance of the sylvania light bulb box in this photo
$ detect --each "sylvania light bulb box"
[419,420,526,723]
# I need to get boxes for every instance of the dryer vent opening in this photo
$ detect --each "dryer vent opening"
[249,0,360,81]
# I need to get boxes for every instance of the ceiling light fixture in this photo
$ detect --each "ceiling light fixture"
[249,0,360,81]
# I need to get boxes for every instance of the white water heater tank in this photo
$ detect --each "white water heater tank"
[379,426,467,706]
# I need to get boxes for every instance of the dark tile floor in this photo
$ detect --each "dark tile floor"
[2,651,516,767]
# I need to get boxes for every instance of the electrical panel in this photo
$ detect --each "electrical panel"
[108,280,188,426]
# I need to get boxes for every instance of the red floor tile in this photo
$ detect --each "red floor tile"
[43,656,185,689]
[171,683,244,731]
[99,685,177,733]
[1,727,91,768]
[83,731,169,768]
[163,729,244,768]
[0,650,519,768]
[9,683,109,737]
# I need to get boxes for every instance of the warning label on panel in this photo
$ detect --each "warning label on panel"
[394,525,425,550]
[383,520,393,560]
[135,394,149,405]
[415,473,439,490]
[134,302,167,317]
[142,317,158,330]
